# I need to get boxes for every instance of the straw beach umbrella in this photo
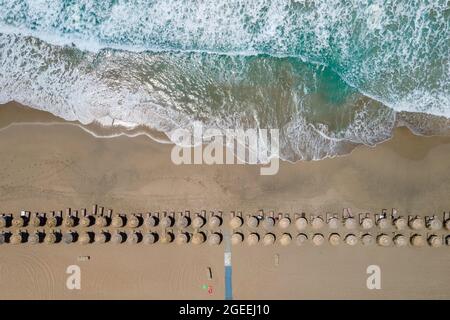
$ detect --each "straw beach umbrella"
[393,234,408,247]
[145,215,159,228]
[12,216,25,228]
[10,232,22,245]
[143,232,158,244]
[63,216,76,228]
[262,233,276,246]
[0,216,7,228]
[177,215,190,228]
[428,218,442,230]
[328,217,340,229]
[345,234,358,246]
[231,232,244,245]
[410,217,425,230]
[394,217,407,230]
[261,216,274,230]
[161,216,174,228]
[192,216,205,229]
[208,232,222,246]
[445,219,450,231]
[295,217,308,231]
[63,231,76,244]
[361,234,374,246]
[28,231,40,244]
[80,215,93,227]
[344,217,357,230]
[428,235,442,248]
[95,232,108,244]
[329,233,341,246]
[95,216,108,228]
[410,234,425,247]
[79,232,92,245]
[279,233,292,246]
[377,234,391,247]
[377,217,389,229]
[44,231,57,244]
[311,217,324,229]
[0,233,4,244]
[296,233,308,246]
[160,231,174,244]
[192,232,206,245]
[209,215,222,228]
[127,232,140,244]
[127,215,141,228]
[46,216,58,228]
[112,232,125,244]
[246,233,259,246]
[312,233,325,246]
[246,216,259,229]
[176,232,190,245]
[278,217,291,229]
[30,214,43,227]
[112,215,125,228]
[361,217,374,230]
[230,216,243,229]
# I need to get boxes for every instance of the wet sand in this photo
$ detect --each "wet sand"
[0,102,449,299]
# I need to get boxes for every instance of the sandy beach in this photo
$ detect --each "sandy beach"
[0,101,449,299]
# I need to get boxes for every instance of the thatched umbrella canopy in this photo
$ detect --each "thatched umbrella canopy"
[176,232,190,245]
[394,217,407,230]
[231,232,244,245]
[361,234,374,246]
[30,215,42,227]
[296,233,308,246]
[127,232,140,244]
[0,216,7,228]
[0,233,4,244]
[208,232,222,246]
[262,217,275,230]
[161,216,174,228]
[410,217,425,230]
[127,215,141,228]
[95,216,108,228]
[262,233,275,246]
[209,215,222,228]
[28,232,39,244]
[410,234,425,247]
[279,233,292,246]
[79,232,92,245]
[428,235,442,247]
[112,215,125,228]
[246,216,259,229]
[377,234,391,247]
[246,233,259,246]
[278,217,291,229]
[311,217,324,230]
[80,215,92,227]
[192,232,206,245]
[344,217,357,230]
[12,216,25,228]
[192,216,205,229]
[95,232,108,244]
[345,234,358,246]
[63,216,76,228]
[312,233,325,246]
[143,232,158,244]
[177,216,190,228]
[393,234,407,247]
[328,217,340,229]
[46,216,58,228]
[112,232,125,244]
[160,231,174,244]
[44,232,57,245]
[377,217,389,229]
[230,216,243,229]
[62,232,76,244]
[146,216,159,227]
[428,218,442,231]
[295,217,308,231]
[329,233,341,246]
[445,219,450,231]
[10,232,22,245]
[361,217,374,230]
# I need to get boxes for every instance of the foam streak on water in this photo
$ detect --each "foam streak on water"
[0,1,448,161]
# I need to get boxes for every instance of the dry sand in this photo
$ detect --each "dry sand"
[0,101,449,299]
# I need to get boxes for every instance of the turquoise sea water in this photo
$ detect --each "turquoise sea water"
[0,1,448,161]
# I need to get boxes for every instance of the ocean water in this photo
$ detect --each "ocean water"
[0,0,448,161]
